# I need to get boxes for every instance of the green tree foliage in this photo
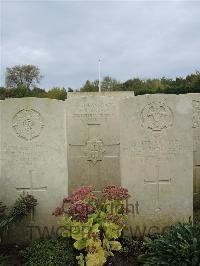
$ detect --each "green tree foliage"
[0,86,67,100]
[5,65,43,89]
[80,77,120,92]
[68,87,74,92]
[121,71,200,95]
[31,87,47,98]
[0,86,47,99]
[79,72,200,94]
[121,78,146,94]
[101,76,120,91]
[80,80,98,92]
[1,70,200,100]
[46,87,67,100]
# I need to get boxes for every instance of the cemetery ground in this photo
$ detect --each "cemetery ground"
[0,190,200,265]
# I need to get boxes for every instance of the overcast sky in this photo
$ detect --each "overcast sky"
[1,1,200,90]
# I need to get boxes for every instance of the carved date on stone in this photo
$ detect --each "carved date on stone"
[12,109,44,141]
[141,102,173,132]
[84,138,105,164]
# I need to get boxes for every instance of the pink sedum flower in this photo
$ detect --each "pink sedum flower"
[63,186,96,203]
[52,207,64,217]
[68,200,96,221]
[103,185,130,200]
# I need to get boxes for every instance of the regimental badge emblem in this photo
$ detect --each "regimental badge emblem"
[12,109,44,141]
[141,102,173,131]
[84,138,106,164]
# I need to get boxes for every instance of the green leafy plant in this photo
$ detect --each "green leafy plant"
[53,185,130,266]
[0,243,23,266]
[0,254,12,266]
[9,193,37,222]
[104,236,143,266]
[0,193,37,240]
[118,236,142,259]
[20,237,77,266]
[138,222,200,266]
[0,202,6,219]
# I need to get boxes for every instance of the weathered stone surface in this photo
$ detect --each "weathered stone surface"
[188,94,200,196]
[0,98,68,241]
[67,91,135,98]
[66,92,134,192]
[120,95,193,235]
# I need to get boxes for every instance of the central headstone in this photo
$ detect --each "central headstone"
[66,92,134,192]
[120,95,193,234]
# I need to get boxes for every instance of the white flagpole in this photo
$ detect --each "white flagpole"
[98,59,101,93]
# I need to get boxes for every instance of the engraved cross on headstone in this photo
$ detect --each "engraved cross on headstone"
[69,123,120,165]
[16,169,47,222]
[68,122,120,191]
[144,165,171,212]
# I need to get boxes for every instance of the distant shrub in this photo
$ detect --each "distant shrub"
[21,237,77,266]
[139,222,200,265]
[47,87,67,100]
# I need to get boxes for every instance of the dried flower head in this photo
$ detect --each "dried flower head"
[106,213,125,226]
[52,207,64,217]
[103,185,130,200]
[68,200,96,221]
[63,186,96,203]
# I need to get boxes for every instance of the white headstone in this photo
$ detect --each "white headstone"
[120,94,193,235]
[66,92,134,192]
[0,98,68,241]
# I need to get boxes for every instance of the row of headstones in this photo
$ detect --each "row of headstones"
[0,92,198,240]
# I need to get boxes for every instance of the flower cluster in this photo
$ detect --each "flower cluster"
[68,200,96,221]
[107,214,125,227]
[53,186,98,220]
[52,207,64,217]
[63,186,96,203]
[103,185,130,200]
